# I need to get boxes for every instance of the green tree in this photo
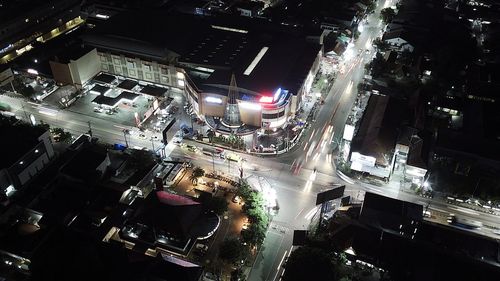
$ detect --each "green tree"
[189,167,205,185]
[219,237,244,264]
[207,129,215,143]
[50,127,72,143]
[373,38,389,51]
[237,181,253,200]
[230,268,246,281]
[282,246,335,281]
[241,221,267,246]
[206,196,228,215]
[366,1,376,14]
[368,52,387,78]
[380,7,396,25]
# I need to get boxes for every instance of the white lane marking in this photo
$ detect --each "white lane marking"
[304,206,318,220]
[448,206,480,216]
[277,251,287,270]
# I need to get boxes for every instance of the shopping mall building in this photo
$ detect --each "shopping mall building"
[52,11,322,134]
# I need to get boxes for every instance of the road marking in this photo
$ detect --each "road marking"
[448,206,480,216]
[294,207,305,220]
[277,251,287,270]
[304,206,318,220]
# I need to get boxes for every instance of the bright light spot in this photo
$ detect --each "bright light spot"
[423,181,430,188]
[96,13,110,19]
[19,161,24,165]
[259,96,273,103]
[27,69,38,75]
[358,23,364,33]
[35,149,39,153]
[176,72,185,79]
[309,170,317,181]
[205,96,223,104]
[239,101,261,110]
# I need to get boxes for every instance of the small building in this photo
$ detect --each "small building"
[349,93,408,179]
[50,46,101,89]
[0,121,54,199]
[383,29,416,53]
[118,191,220,255]
[234,0,264,17]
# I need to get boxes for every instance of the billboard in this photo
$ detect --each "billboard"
[315,185,345,205]
[292,230,308,246]
[343,124,355,141]
[162,117,176,143]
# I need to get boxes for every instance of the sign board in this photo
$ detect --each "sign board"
[292,230,308,246]
[341,196,351,207]
[316,185,345,205]
[0,67,14,86]
[162,117,176,143]
[343,124,355,141]
[351,152,376,167]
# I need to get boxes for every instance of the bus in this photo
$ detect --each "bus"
[447,215,482,230]
[201,147,224,158]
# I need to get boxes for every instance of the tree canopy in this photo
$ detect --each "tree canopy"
[380,8,396,25]
[282,246,335,281]
[219,237,245,264]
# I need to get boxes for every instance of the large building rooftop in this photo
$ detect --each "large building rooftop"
[82,11,321,96]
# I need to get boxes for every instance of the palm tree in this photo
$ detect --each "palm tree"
[189,167,205,185]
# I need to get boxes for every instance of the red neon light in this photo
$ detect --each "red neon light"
[259,96,273,103]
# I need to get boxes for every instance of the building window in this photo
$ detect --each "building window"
[143,64,152,72]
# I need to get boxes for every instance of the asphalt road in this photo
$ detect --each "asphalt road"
[2,0,499,279]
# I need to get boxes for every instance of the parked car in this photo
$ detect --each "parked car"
[94,107,103,113]
[232,195,241,204]
[195,243,208,252]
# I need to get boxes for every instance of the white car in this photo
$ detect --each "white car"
[195,243,208,252]
[93,107,103,113]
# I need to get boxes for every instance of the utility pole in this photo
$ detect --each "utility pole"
[20,102,29,122]
[211,141,215,172]
[472,178,481,199]
[123,129,129,147]
[87,121,93,138]
[150,136,156,152]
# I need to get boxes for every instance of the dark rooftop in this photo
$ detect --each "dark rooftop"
[52,45,94,64]
[0,119,47,169]
[92,91,139,107]
[90,84,110,95]
[140,85,168,97]
[351,94,408,166]
[60,143,107,181]
[117,79,138,90]
[82,10,322,96]
[94,73,116,84]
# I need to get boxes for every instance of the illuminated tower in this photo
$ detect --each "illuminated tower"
[222,73,241,127]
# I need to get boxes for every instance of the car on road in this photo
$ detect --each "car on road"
[195,243,208,252]
[94,107,103,113]
[186,144,198,152]
[202,272,218,281]
[232,195,241,204]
